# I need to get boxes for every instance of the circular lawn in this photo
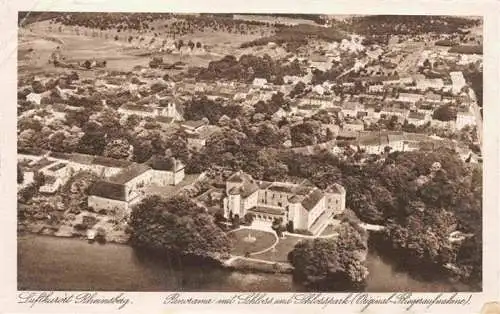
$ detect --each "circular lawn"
[228,228,277,256]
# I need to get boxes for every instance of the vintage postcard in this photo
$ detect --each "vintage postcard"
[0,0,499,313]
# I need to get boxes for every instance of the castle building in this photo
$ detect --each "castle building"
[87,157,185,217]
[223,171,346,235]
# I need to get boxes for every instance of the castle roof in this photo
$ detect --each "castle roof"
[301,189,325,212]
[89,181,127,201]
[108,163,151,185]
[248,206,283,216]
[150,157,184,172]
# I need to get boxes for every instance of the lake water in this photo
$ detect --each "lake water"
[17,235,472,292]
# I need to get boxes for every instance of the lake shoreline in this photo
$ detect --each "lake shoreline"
[18,233,475,292]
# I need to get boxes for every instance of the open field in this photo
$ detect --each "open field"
[18,18,270,76]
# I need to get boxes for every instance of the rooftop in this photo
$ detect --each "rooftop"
[46,162,67,172]
[29,158,56,172]
[108,163,151,185]
[121,103,156,113]
[408,111,427,120]
[301,189,325,211]
[156,116,174,124]
[181,120,207,129]
[150,157,184,172]
[93,156,133,168]
[89,181,127,201]
[248,206,284,216]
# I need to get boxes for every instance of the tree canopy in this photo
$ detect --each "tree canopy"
[288,222,368,290]
[129,195,232,260]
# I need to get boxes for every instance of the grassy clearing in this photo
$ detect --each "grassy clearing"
[252,234,304,263]
[320,224,338,236]
[228,229,277,256]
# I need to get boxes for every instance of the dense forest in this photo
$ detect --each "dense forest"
[241,23,347,51]
[347,15,480,36]
[196,54,305,84]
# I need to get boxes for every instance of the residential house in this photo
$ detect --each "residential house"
[149,157,186,186]
[406,111,428,126]
[185,125,219,151]
[299,95,335,108]
[295,104,322,117]
[223,171,346,235]
[456,109,476,130]
[309,55,331,71]
[424,91,442,103]
[398,92,423,104]
[431,119,457,129]
[252,78,268,89]
[342,119,365,132]
[181,120,208,134]
[450,71,466,94]
[415,77,444,90]
[357,134,390,155]
[368,84,384,93]
[39,176,61,194]
[379,107,409,121]
[341,102,360,118]
[118,103,158,118]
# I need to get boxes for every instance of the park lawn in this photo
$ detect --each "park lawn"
[228,229,277,256]
[320,224,338,237]
[252,234,304,263]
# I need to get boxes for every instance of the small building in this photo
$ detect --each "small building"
[431,119,457,129]
[368,84,384,93]
[39,175,61,194]
[456,109,476,130]
[272,108,289,122]
[252,77,268,88]
[450,71,466,94]
[149,157,185,186]
[398,93,423,104]
[118,103,158,118]
[406,111,428,126]
[424,91,442,103]
[26,93,42,105]
[379,107,409,120]
[181,120,208,134]
[342,120,365,132]
[341,102,360,118]
[415,77,444,90]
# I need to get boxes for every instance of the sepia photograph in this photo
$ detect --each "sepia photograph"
[16,11,484,293]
